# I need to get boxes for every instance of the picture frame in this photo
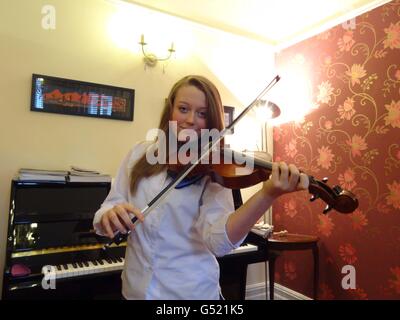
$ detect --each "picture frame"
[223,105,235,134]
[31,74,135,121]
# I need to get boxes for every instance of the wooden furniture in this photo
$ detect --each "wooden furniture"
[266,233,319,300]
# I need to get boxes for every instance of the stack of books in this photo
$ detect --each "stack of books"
[17,168,68,182]
[67,166,112,183]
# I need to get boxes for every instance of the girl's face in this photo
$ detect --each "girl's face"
[171,85,208,139]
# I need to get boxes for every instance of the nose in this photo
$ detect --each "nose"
[185,111,195,125]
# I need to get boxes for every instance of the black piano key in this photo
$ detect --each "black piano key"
[63,264,68,270]
[83,261,89,267]
[77,262,83,268]
[56,265,62,271]
[72,263,78,268]
[117,257,123,263]
[92,260,98,266]
[106,258,112,264]
[98,260,104,265]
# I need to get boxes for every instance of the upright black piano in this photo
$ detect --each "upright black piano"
[2,180,267,300]
[2,179,127,300]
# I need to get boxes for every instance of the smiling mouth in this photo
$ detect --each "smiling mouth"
[177,127,201,142]
[178,127,200,133]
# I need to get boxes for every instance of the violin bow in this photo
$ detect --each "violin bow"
[103,75,281,249]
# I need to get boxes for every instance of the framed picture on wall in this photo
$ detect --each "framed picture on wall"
[30,74,135,121]
[223,105,235,134]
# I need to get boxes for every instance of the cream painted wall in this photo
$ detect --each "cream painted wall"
[0,0,275,296]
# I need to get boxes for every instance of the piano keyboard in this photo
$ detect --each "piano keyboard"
[43,257,125,279]
[226,243,257,255]
[40,244,258,279]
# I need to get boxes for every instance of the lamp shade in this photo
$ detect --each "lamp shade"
[267,101,281,119]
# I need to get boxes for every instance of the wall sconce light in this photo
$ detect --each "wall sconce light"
[139,34,175,68]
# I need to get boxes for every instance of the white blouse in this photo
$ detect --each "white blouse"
[93,142,243,300]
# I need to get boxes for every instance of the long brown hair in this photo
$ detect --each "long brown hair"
[130,75,225,194]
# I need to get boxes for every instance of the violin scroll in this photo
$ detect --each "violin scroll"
[308,176,359,214]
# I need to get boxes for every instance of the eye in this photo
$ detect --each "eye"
[178,105,188,113]
[197,111,207,119]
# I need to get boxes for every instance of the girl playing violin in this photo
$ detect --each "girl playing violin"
[93,75,309,300]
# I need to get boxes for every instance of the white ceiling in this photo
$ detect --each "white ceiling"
[125,0,390,48]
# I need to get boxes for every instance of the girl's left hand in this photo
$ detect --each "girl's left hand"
[262,161,309,199]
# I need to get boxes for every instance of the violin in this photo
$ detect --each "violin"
[168,147,359,215]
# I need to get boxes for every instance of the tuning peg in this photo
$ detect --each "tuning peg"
[323,205,332,214]
[322,177,329,183]
[310,194,319,202]
[333,185,343,194]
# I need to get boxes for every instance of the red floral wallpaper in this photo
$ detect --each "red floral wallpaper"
[272,1,400,299]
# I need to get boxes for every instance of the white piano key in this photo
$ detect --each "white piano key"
[66,263,77,277]
[87,261,99,274]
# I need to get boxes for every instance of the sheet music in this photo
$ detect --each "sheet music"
[251,222,274,239]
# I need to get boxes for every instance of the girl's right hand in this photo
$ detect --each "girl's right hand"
[100,203,145,239]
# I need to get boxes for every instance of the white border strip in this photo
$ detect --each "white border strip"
[246,282,312,300]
